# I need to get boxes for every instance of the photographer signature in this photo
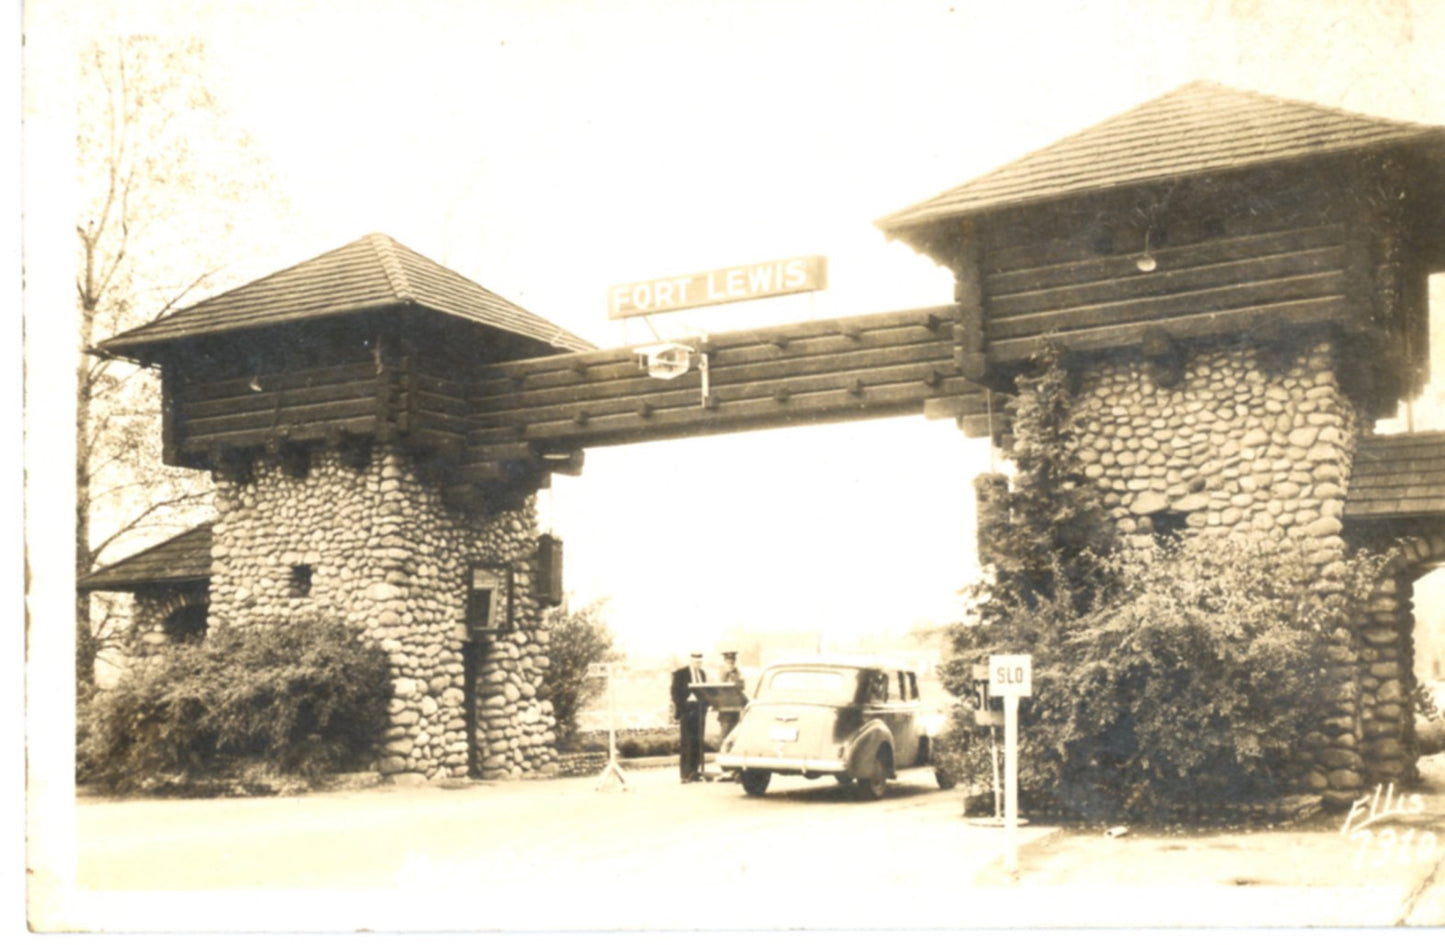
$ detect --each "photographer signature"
[1341,783,1438,872]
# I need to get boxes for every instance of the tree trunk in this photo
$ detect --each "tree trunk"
[76,299,96,697]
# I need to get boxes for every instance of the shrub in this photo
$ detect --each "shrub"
[939,343,1382,822]
[1061,539,1378,819]
[78,619,392,793]
[564,727,719,758]
[537,598,618,749]
[1415,683,1445,757]
[946,545,1382,822]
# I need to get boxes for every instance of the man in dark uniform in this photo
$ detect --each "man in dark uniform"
[716,650,746,742]
[671,651,707,783]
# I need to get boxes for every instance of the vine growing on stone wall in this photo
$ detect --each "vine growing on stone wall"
[941,341,1118,689]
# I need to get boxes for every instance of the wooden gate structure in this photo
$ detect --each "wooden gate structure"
[86,82,1445,801]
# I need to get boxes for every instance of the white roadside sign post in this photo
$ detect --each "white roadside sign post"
[589,662,627,792]
[989,653,1032,873]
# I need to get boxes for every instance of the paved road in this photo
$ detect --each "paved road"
[71,764,1034,932]
[62,761,1445,931]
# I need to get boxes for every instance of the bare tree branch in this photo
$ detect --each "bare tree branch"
[74,36,291,695]
[155,266,224,319]
[88,490,213,564]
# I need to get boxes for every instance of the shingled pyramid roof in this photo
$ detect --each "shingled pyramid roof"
[78,523,212,592]
[1344,432,1445,520]
[878,81,1445,235]
[101,233,594,356]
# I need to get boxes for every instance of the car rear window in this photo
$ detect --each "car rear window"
[761,669,858,705]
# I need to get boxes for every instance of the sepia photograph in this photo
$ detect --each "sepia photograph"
[21,0,1445,933]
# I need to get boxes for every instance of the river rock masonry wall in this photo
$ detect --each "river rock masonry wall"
[207,444,557,781]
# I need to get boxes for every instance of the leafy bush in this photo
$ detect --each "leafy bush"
[78,619,392,793]
[1414,681,1441,723]
[538,598,618,749]
[1064,539,1374,819]
[940,343,1381,822]
[1416,683,1445,757]
[565,727,717,758]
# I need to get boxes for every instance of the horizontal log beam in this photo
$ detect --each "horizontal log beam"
[410,375,469,410]
[469,362,962,441]
[473,306,958,395]
[469,343,956,430]
[409,366,470,399]
[984,222,1345,290]
[180,397,381,437]
[988,244,1347,318]
[178,417,381,455]
[923,395,986,420]
[468,375,986,450]
[469,442,540,463]
[987,270,1347,340]
[183,379,381,420]
[987,296,1350,362]
[958,415,998,439]
[401,427,463,455]
[185,360,378,399]
[408,405,472,437]
[539,449,585,476]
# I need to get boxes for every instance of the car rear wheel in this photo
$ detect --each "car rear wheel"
[740,770,771,796]
[853,747,891,800]
[834,774,853,786]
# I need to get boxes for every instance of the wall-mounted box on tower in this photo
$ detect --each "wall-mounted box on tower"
[463,565,511,641]
[536,534,564,607]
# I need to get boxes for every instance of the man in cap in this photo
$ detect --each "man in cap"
[670,651,708,783]
[716,650,746,743]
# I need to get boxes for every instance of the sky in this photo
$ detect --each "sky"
[23,0,1445,665]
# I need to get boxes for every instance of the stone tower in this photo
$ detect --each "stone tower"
[97,234,592,780]
[879,82,1445,804]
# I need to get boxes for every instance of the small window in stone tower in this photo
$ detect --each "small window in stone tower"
[289,564,313,598]
[467,567,504,632]
[1150,512,1189,543]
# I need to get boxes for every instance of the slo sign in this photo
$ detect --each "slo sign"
[608,255,827,319]
[989,654,1032,698]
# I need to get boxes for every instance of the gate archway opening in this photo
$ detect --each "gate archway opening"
[548,416,988,725]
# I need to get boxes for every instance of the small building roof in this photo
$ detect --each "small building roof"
[77,524,212,592]
[101,233,594,357]
[878,81,1445,236]
[1345,432,1445,520]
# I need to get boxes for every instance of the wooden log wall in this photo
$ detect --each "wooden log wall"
[163,306,998,487]
[979,222,1355,361]
[402,356,472,455]
[170,360,392,463]
[462,305,989,480]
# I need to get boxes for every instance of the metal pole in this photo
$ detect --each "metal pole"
[697,695,706,778]
[595,662,627,791]
[607,663,617,765]
[1004,693,1019,873]
[990,725,1002,819]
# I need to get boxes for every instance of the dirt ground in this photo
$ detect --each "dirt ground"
[974,753,1445,926]
[40,752,1445,931]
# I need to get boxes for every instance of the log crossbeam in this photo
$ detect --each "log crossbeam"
[448,305,992,483]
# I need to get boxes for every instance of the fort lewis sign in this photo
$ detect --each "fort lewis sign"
[608,255,827,319]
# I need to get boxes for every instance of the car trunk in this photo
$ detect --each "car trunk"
[735,702,854,768]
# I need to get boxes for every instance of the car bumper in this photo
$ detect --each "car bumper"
[715,753,847,775]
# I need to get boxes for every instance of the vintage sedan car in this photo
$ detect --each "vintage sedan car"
[715,659,955,799]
